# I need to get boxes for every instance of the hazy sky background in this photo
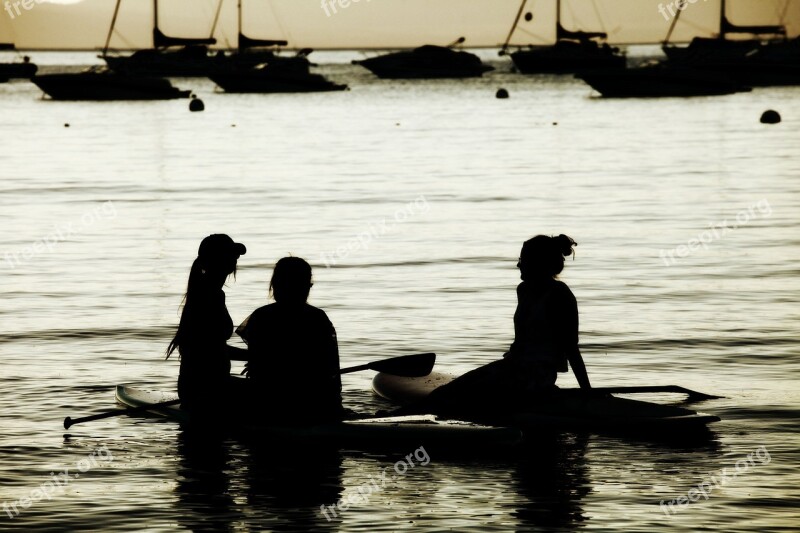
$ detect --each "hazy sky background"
[1,0,798,50]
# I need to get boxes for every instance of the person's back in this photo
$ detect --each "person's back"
[239,257,342,422]
[507,277,577,374]
[177,279,234,382]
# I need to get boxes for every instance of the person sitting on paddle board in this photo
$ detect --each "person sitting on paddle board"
[237,257,343,422]
[396,234,591,416]
[166,234,249,411]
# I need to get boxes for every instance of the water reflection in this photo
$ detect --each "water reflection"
[510,432,591,530]
[175,429,242,531]
[174,429,344,532]
[243,439,344,532]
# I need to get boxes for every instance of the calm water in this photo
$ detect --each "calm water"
[1,50,799,531]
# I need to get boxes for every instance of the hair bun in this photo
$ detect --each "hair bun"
[555,234,577,257]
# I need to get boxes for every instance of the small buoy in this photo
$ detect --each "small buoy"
[189,95,204,112]
[496,88,509,99]
[760,110,781,124]
[64,123,70,128]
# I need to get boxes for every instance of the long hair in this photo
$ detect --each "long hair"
[165,258,237,359]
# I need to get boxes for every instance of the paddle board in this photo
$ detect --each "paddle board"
[372,372,720,434]
[115,385,522,447]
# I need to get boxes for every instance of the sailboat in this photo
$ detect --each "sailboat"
[208,0,343,93]
[501,0,625,74]
[352,37,494,79]
[0,44,37,80]
[221,0,311,71]
[101,0,219,77]
[31,0,192,100]
[662,0,787,64]
[662,0,799,86]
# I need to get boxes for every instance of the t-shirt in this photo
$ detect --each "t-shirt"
[507,279,578,372]
[177,285,233,381]
[239,302,342,415]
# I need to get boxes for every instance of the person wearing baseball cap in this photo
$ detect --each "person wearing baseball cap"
[166,234,249,411]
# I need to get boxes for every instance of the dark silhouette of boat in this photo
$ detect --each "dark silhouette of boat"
[352,37,493,79]
[98,0,217,76]
[662,0,787,66]
[209,55,347,93]
[576,63,750,98]
[501,0,625,74]
[101,0,307,78]
[660,0,799,86]
[31,67,191,101]
[0,43,38,79]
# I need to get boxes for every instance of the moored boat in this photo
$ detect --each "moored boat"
[575,63,750,98]
[0,42,38,79]
[102,0,307,78]
[660,0,798,86]
[210,54,346,93]
[501,0,626,74]
[353,37,493,79]
[0,55,37,79]
[662,0,787,66]
[32,67,191,101]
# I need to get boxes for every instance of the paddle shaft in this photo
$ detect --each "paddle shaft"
[340,363,370,375]
[64,399,181,429]
[591,386,722,400]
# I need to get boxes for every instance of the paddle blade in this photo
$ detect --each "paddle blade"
[367,353,435,377]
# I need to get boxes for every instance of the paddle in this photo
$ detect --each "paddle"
[64,398,182,429]
[63,352,436,429]
[590,386,723,401]
[339,352,435,378]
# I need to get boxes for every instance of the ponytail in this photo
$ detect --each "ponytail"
[166,258,205,359]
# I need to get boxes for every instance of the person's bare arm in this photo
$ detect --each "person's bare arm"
[561,284,591,390]
[226,345,249,361]
[567,346,591,390]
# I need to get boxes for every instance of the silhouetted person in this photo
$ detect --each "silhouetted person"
[397,234,591,416]
[238,257,343,423]
[166,234,248,411]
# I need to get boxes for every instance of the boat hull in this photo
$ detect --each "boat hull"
[0,62,37,79]
[354,46,493,79]
[104,46,217,77]
[31,73,191,101]
[511,42,626,74]
[576,67,750,97]
[210,71,347,93]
